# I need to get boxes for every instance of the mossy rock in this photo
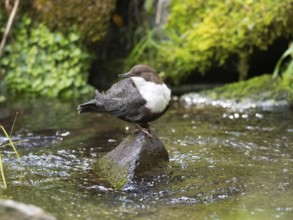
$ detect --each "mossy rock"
[181,75,293,109]
[203,75,293,102]
[96,131,169,189]
[31,0,116,43]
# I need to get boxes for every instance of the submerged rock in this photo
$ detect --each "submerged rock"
[97,131,169,189]
[0,200,56,220]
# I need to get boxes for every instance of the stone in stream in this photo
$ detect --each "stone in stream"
[0,200,56,220]
[97,130,169,189]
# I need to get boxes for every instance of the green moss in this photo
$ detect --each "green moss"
[96,155,128,190]
[29,0,115,43]
[201,75,293,104]
[127,0,293,84]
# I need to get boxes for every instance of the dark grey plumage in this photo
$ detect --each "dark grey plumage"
[78,78,147,123]
[77,64,171,130]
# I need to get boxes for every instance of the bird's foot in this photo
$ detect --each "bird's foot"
[134,124,152,137]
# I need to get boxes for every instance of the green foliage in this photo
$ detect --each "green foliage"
[127,27,164,69]
[273,41,293,89]
[31,0,115,43]
[127,0,293,84]
[0,16,93,99]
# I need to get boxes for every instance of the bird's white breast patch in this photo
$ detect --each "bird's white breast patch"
[131,77,171,113]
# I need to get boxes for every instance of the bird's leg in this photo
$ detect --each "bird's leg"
[133,123,152,137]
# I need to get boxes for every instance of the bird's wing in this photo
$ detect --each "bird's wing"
[105,78,136,99]
[103,96,146,122]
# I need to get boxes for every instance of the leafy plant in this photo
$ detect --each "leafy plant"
[273,42,293,88]
[197,42,293,105]
[127,0,293,84]
[0,16,93,98]
[0,114,23,189]
[126,27,165,69]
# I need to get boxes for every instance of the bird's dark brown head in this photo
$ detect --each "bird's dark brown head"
[118,64,163,84]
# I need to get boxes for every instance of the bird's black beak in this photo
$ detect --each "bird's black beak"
[118,72,130,78]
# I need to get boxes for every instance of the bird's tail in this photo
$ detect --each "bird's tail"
[77,99,100,114]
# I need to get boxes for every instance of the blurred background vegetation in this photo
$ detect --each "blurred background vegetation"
[0,0,293,100]
[128,0,293,83]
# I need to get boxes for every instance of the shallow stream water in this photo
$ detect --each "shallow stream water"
[0,98,292,219]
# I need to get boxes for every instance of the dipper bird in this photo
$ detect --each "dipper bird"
[77,64,171,136]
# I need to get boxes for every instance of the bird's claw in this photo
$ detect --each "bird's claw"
[134,124,153,137]
[141,128,153,137]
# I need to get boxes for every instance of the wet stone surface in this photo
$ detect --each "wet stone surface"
[0,99,292,219]
[0,199,56,220]
[97,130,169,189]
